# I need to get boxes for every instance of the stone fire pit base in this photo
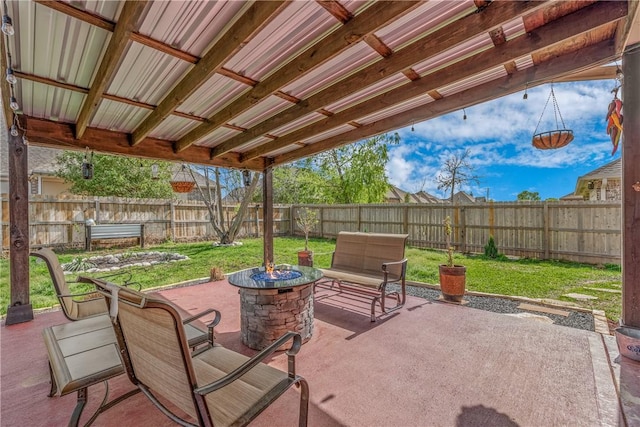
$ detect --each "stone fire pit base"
[238,284,314,350]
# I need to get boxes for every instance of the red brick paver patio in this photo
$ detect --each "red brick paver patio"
[2,279,638,426]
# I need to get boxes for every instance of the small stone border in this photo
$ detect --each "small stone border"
[61,251,189,274]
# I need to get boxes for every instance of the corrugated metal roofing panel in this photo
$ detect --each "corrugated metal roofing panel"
[376,0,475,50]
[503,17,526,40]
[13,2,111,88]
[325,73,408,113]
[412,32,492,76]
[437,65,507,96]
[137,1,247,57]
[270,112,326,137]
[300,124,355,144]
[282,41,379,99]
[256,143,303,158]
[58,0,122,22]
[18,80,84,123]
[90,100,148,132]
[224,2,336,80]
[234,136,274,153]
[515,55,534,71]
[149,115,200,141]
[356,93,434,125]
[194,126,241,148]
[231,96,293,128]
[107,43,191,106]
[178,75,249,118]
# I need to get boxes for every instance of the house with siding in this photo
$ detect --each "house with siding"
[561,158,621,201]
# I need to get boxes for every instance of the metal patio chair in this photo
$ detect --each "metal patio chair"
[84,276,310,427]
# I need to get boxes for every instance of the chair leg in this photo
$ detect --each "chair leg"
[69,387,88,427]
[47,362,57,397]
[297,378,310,427]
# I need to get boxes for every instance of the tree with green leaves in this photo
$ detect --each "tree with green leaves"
[517,190,541,201]
[55,152,173,198]
[313,133,399,204]
[272,163,327,204]
[436,148,480,203]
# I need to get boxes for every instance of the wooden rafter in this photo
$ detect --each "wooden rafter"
[208,0,548,158]
[239,0,627,162]
[272,39,616,167]
[74,1,147,139]
[130,1,289,146]
[176,1,421,154]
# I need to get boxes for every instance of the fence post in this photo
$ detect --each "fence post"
[256,204,261,237]
[403,205,409,235]
[290,205,295,236]
[356,205,361,231]
[543,202,549,260]
[460,206,467,253]
[95,199,100,223]
[170,200,176,242]
[319,207,324,238]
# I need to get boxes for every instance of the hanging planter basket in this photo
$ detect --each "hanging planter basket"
[170,164,195,193]
[531,84,573,150]
[532,129,574,150]
[170,181,195,193]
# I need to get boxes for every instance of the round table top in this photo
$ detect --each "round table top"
[227,264,323,290]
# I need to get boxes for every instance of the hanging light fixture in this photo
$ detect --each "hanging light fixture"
[242,169,251,187]
[82,147,94,180]
[531,83,574,150]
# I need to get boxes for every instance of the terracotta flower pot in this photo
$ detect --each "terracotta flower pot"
[439,264,466,302]
[298,250,313,267]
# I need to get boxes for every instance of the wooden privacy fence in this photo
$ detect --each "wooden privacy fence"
[0,195,290,250]
[291,202,621,265]
[1,195,621,264]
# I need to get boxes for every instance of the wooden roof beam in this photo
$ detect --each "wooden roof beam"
[130,1,288,146]
[24,116,265,170]
[210,0,549,158]
[74,1,147,139]
[273,39,616,166]
[176,1,421,154]
[240,0,626,161]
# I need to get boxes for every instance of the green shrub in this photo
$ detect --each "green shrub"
[484,236,499,259]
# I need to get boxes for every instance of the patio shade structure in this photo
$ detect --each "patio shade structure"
[2,0,639,325]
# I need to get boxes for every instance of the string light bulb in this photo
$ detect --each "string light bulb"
[411,122,415,132]
[10,123,18,136]
[523,83,528,100]
[22,135,28,145]
[6,67,16,84]
[463,108,467,121]
[9,95,19,111]
[1,13,13,36]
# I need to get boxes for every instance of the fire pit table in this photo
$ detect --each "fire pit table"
[228,265,323,350]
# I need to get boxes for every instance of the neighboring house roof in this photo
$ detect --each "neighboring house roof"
[385,185,443,203]
[572,158,621,196]
[452,191,476,204]
[0,142,63,178]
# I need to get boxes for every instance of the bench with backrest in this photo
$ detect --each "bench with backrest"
[317,232,408,322]
[86,223,144,251]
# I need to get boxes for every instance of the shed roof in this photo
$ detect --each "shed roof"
[2,1,638,171]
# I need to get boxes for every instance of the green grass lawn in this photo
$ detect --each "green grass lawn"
[0,237,622,320]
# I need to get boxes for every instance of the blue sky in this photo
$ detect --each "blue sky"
[386,79,622,201]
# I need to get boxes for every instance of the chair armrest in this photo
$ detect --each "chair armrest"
[194,331,302,395]
[183,309,221,349]
[96,271,142,291]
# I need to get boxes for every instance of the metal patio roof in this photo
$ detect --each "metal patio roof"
[2,0,639,171]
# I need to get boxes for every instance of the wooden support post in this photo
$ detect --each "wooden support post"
[262,166,274,265]
[6,128,33,325]
[622,43,640,328]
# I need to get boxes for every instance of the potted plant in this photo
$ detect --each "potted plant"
[296,207,318,267]
[439,216,466,302]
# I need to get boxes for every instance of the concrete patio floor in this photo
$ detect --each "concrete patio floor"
[2,279,639,426]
